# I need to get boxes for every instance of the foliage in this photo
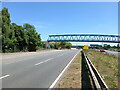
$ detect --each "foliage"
[40,41,72,49]
[49,41,72,49]
[1,8,41,52]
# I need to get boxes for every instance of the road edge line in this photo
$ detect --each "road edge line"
[48,50,80,89]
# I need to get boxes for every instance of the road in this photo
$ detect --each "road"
[1,49,80,88]
[105,50,120,58]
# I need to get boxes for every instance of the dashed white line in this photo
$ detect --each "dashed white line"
[0,75,10,79]
[35,58,54,66]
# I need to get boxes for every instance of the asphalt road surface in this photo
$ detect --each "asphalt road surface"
[105,50,120,58]
[1,49,80,88]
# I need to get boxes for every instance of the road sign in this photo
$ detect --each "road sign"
[83,45,89,49]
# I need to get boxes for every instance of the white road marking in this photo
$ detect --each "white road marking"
[35,58,54,66]
[49,50,80,89]
[0,75,10,79]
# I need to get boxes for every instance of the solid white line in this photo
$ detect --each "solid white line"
[49,50,80,89]
[35,58,54,66]
[0,75,10,79]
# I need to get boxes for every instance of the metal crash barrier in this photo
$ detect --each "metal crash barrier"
[81,51,109,90]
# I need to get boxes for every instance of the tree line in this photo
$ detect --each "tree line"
[1,8,41,52]
[1,8,72,53]
[42,41,72,49]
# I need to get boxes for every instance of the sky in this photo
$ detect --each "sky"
[2,2,118,46]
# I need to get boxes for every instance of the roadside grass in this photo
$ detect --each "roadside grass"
[84,49,119,88]
[56,52,81,88]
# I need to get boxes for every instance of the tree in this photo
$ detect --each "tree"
[117,44,120,48]
[23,23,41,51]
[1,8,41,52]
[15,25,25,51]
[52,41,72,49]
[103,44,111,49]
[2,8,13,52]
[60,41,67,49]
[49,42,55,48]
[65,42,72,49]
[54,42,61,49]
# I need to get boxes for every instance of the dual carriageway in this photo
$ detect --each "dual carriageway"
[1,34,119,89]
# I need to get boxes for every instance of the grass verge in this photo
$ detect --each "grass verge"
[56,52,81,88]
[84,49,119,88]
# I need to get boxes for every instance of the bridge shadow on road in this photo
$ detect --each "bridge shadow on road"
[81,52,93,89]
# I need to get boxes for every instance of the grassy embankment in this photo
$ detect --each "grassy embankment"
[84,49,119,88]
[56,52,81,88]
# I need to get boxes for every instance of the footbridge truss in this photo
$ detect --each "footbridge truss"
[47,34,120,43]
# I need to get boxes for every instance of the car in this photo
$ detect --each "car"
[99,49,106,52]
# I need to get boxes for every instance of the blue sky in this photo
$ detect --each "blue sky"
[2,2,118,43]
